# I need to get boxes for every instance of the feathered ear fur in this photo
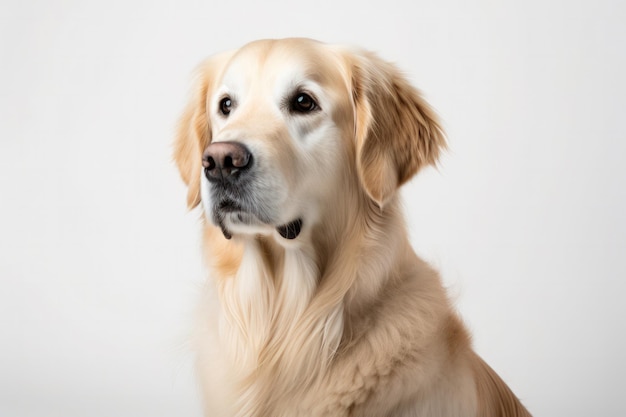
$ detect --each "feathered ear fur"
[174,52,233,209]
[348,50,447,207]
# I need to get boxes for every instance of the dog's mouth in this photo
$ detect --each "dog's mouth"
[214,199,302,240]
[218,199,243,213]
[276,218,303,240]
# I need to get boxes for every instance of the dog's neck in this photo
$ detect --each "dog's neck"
[216,235,322,369]
[202,193,407,414]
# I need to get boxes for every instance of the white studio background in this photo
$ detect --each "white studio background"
[1,0,625,416]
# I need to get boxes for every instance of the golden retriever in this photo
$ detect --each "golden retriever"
[174,38,531,417]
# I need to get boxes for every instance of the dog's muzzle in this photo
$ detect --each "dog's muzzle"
[202,141,303,240]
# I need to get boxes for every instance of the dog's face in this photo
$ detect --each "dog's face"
[175,38,445,242]
[200,40,353,240]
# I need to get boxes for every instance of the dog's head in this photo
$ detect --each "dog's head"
[174,38,445,241]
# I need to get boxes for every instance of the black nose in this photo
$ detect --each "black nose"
[202,141,252,182]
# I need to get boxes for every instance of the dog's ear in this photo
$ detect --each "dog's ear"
[348,50,446,207]
[174,52,232,209]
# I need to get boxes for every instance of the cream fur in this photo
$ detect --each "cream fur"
[175,38,531,417]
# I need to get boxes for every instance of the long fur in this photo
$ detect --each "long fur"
[174,38,531,417]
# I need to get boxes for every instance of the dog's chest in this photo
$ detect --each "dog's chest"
[196,243,346,415]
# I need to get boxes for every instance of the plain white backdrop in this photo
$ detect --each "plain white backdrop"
[1,0,625,415]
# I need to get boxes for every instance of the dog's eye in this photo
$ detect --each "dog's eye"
[219,97,232,116]
[291,93,317,113]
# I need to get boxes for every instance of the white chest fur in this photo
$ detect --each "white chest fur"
[195,239,345,416]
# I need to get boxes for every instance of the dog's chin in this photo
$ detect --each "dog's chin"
[212,207,303,241]
[212,209,263,239]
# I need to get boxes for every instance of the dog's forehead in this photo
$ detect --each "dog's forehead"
[220,39,346,91]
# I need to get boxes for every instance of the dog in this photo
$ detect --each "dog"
[174,38,531,417]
